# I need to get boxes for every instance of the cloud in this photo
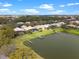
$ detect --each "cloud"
[3,3,12,7]
[0,8,17,15]
[75,3,79,5]
[52,10,64,14]
[48,10,65,15]
[0,3,12,7]
[67,3,79,6]
[67,3,75,6]
[59,5,65,7]
[21,9,39,15]
[60,2,79,7]
[0,9,10,12]
[39,4,54,10]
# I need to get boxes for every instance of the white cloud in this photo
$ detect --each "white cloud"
[0,9,10,12]
[67,3,75,6]
[0,8,17,15]
[75,3,79,5]
[11,11,17,13]
[60,2,79,7]
[51,10,64,14]
[0,3,12,7]
[67,3,79,6]
[39,4,54,10]
[59,5,65,7]
[21,9,39,15]
[3,3,12,7]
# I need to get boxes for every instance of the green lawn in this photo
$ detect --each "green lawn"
[9,28,79,59]
[14,29,54,48]
[9,28,62,59]
[63,29,79,35]
[14,28,62,48]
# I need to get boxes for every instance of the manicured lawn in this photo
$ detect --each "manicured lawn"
[14,28,62,48]
[9,28,62,59]
[63,29,79,35]
[14,29,54,48]
[9,28,79,59]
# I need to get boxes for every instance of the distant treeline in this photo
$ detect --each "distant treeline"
[0,15,79,25]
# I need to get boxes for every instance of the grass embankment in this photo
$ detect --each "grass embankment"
[9,28,79,59]
[9,28,62,59]
[14,28,62,48]
[63,29,79,35]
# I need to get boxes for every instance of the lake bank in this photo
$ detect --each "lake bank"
[9,28,79,59]
[29,32,79,59]
[62,29,79,35]
[9,28,62,59]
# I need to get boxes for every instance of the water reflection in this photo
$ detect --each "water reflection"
[26,32,79,59]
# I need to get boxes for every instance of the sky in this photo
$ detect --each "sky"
[0,0,79,15]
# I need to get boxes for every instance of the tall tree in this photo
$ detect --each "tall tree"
[0,25,15,47]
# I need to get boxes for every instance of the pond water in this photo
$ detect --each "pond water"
[27,32,79,59]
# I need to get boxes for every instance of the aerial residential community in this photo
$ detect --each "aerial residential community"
[0,15,79,59]
[0,0,79,59]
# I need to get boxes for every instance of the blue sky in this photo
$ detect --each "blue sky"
[0,0,79,15]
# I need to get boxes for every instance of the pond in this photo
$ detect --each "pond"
[27,32,79,59]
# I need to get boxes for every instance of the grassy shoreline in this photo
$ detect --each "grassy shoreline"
[9,28,79,59]
[62,29,79,35]
[9,28,62,59]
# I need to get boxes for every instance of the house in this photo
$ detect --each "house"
[17,22,24,25]
[14,27,25,32]
[25,22,31,26]
[21,25,28,31]
[70,21,79,25]
[50,22,65,27]
[14,27,25,35]
[34,24,50,30]
[66,24,76,28]
[76,26,79,29]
